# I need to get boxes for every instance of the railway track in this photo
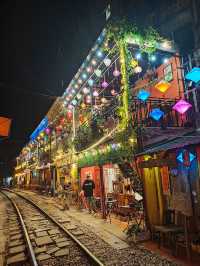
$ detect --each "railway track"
[1,189,179,266]
[0,189,104,266]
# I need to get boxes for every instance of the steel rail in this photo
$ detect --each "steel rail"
[0,190,38,266]
[3,189,105,266]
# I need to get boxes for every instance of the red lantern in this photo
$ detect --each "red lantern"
[66,111,73,121]
[60,117,65,125]
[79,114,84,124]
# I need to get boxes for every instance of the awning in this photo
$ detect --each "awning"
[138,133,200,156]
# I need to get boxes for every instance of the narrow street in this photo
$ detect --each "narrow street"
[1,1,200,265]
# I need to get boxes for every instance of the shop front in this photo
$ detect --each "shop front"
[137,138,200,258]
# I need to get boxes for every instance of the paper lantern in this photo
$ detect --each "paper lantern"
[86,67,92,73]
[102,80,109,88]
[134,66,142,73]
[96,50,103,58]
[91,59,97,66]
[86,95,91,103]
[113,69,120,77]
[101,97,107,103]
[81,103,86,109]
[111,89,117,96]
[77,93,82,100]
[103,58,111,67]
[66,111,73,121]
[137,89,150,101]
[150,108,164,121]
[45,128,51,135]
[68,104,73,110]
[155,80,170,93]
[172,99,192,114]
[83,87,89,94]
[95,69,102,77]
[185,67,200,83]
[93,90,99,97]
[72,99,77,106]
[131,59,138,68]
[88,79,94,86]
[82,73,87,79]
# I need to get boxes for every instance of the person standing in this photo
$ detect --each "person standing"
[82,175,96,213]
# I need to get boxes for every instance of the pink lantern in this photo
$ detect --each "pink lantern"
[102,80,109,88]
[113,69,120,77]
[45,127,51,135]
[111,89,117,96]
[172,99,192,114]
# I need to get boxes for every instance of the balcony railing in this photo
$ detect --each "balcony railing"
[130,96,195,129]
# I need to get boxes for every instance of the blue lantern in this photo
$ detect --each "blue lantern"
[149,108,164,121]
[88,79,94,86]
[137,89,150,101]
[185,67,200,83]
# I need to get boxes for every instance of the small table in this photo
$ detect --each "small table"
[153,225,184,255]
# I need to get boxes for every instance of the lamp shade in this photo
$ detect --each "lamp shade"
[137,89,150,101]
[172,99,192,114]
[150,108,164,121]
[155,80,170,93]
[185,67,200,83]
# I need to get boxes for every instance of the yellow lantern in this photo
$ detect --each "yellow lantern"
[131,59,138,68]
[155,80,170,93]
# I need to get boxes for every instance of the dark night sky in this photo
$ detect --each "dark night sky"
[0,0,107,174]
[0,0,184,175]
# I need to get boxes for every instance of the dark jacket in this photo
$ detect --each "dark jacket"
[82,179,95,197]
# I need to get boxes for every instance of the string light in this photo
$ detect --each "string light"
[93,90,99,97]
[150,55,156,62]
[91,59,97,66]
[86,67,92,73]
[135,53,141,60]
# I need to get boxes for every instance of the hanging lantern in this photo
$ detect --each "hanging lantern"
[81,103,86,109]
[185,67,200,83]
[77,93,82,100]
[172,99,192,114]
[113,69,120,77]
[137,89,150,101]
[155,80,170,93]
[93,90,99,97]
[131,59,138,68]
[101,97,107,104]
[86,67,92,73]
[68,104,73,110]
[150,108,164,121]
[66,110,73,121]
[111,89,117,96]
[95,69,102,77]
[45,127,51,135]
[86,95,91,104]
[79,114,85,124]
[103,57,111,67]
[102,77,109,88]
[60,117,65,125]
[83,87,89,94]
[72,99,78,106]
[134,66,142,73]
[96,49,103,58]
[88,79,94,86]
[78,79,82,84]
[82,73,87,79]
[91,59,97,66]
